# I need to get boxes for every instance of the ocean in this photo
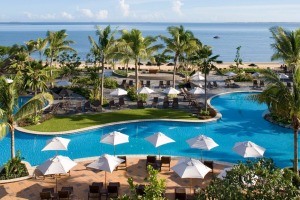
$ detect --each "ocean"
[0,22,300,62]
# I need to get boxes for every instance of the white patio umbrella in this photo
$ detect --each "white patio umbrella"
[189,87,205,95]
[186,134,219,161]
[232,141,266,158]
[136,87,155,94]
[190,72,205,81]
[42,137,70,155]
[110,88,128,96]
[278,73,289,79]
[55,80,72,87]
[162,87,180,95]
[144,132,175,159]
[100,131,129,156]
[37,155,77,192]
[87,154,124,187]
[224,71,237,77]
[171,158,211,193]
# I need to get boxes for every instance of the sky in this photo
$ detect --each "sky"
[1,0,300,23]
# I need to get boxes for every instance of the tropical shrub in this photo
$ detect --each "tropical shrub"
[127,87,138,101]
[0,151,29,180]
[233,73,253,82]
[198,158,300,200]
[103,77,118,89]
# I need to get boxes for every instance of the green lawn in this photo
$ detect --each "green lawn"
[25,108,198,132]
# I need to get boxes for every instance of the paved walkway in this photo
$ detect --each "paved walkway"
[0,157,231,200]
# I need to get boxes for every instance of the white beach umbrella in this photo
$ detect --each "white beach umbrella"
[100,131,129,156]
[55,80,72,87]
[136,86,155,94]
[144,132,175,159]
[171,158,211,193]
[189,87,205,95]
[278,73,289,79]
[224,71,237,77]
[42,137,70,155]
[190,72,205,81]
[37,155,77,191]
[110,88,128,96]
[186,135,219,161]
[162,87,180,95]
[232,141,266,158]
[87,154,124,186]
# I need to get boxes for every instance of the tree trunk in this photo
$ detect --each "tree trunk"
[293,116,299,173]
[9,125,15,159]
[204,72,207,111]
[173,56,178,88]
[135,59,139,95]
[100,60,105,105]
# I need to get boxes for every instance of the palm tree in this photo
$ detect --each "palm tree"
[88,25,117,105]
[0,75,53,159]
[118,29,163,91]
[35,38,48,61]
[189,44,222,111]
[45,30,76,87]
[160,25,198,87]
[251,26,300,173]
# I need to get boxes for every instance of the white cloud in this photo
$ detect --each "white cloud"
[95,10,108,20]
[79,8,94,18]
[172,0,183,15]
[61,12,73,20]
[119,0,130,17]
[23,12,33,19]
[23,12,56,20]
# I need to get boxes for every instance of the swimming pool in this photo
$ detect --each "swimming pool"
[0,92,294,167]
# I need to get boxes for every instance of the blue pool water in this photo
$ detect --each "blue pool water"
[0,92,294,167]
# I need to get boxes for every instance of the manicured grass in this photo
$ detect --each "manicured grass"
[25,108,198,132]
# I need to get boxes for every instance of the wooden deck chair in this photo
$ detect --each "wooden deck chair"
[160,156,171,171]
[151,97,159,108]
[146,80,151,87]
[172,98,179,109]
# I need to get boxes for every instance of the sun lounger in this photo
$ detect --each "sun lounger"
[88,185,101,199]
[203,160,214,174]
[146,80,151,87]
[160,156,171,171]
[213,81,218,88]
[137,100,145,109]
[175,187,187,200]
[253,79,258,88]
[117,156,127,171]
[151,97,159,108]
[172,98,179,109]
[159,80,165,88]
[166,80,171,88]
[260,80,265,87]
[118,97,126,108]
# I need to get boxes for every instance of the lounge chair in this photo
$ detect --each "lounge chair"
[287,82,292,88]
[146,155,157,168]
[58,190,70,199]
[166,80,171,88]
[40,191,54,200]
[120,79,127,88]
[146,80,151,88]
[253,79,258,88]
[213,81,218,88]
[203,160,214,174]
[140,80,145,87]
[107,185,119,199]
[151,97,159,108]
[137,100,145,109]
[159,80,165,88]
[136,184,146,196]
[259,80,265,87]
[172,98,179,109]
[117,156,127,171]
[163,97,170,109]
[207,81,213,88]
[109,100,118,109]
[128,80,134,87]
[118,97,126,108]
[83,101,93,112]
[160,156,171,171]
[88,185,101,199]
[175,187,187,200]
[91,100,102,112]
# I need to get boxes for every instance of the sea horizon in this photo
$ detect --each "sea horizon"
[1,21,300,62]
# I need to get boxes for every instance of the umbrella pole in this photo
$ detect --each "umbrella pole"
[55,175,58,192]
[114,146,116,157]
[190,178,193,194]
[158,147,160,160]
[201,150,203,162]
[105,171,107,188]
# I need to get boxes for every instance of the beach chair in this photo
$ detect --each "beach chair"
[109,100,118,109]
[91,100,102,112]
[128,80,134,87]
[140,80,145,87]
[146,80,151,87]
[117,156,127,171]
[146,155,157,167]
[106,185,119,199]
[287,82,292,88]
[151,97,159,108]
[83,101,93,112]
[58,190,71,199]
[207,81,213,88]
[40,192,53,200]
[120,79,127,88]
[118,97,126,108]
[160,156,171,171]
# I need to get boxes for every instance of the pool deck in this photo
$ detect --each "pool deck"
[2,72,260,199]
[0,156,232,200]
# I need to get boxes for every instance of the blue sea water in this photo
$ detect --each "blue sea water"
[0,92,295,168]
[0,22,300,62]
